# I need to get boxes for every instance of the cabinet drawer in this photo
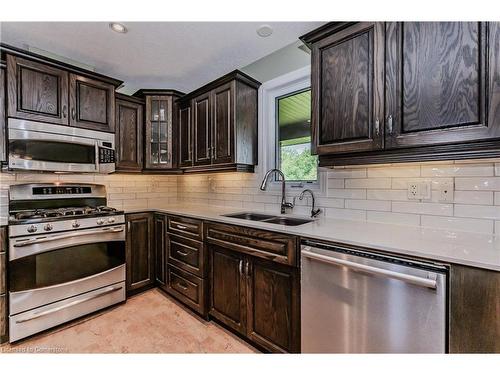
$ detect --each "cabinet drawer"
[168,234,205,277]
[166,265,206,315]
[205,222,298,266]
[167,216,203,240]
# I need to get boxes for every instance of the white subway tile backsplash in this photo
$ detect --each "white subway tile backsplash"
[367,189,408,201]
[367,166,420,178]
[421,164,494,177]
[345,178,391,189]
[324,208,367,221]
[366,211,420,226]
[345,199,391,211]
[421,215,494,234]
[328,169,367,178]
[391,177,453,190]
[392,201,453,216]
[454,191,494,205]
[454,204,500,220]
[455,177,500,191]
[3,158,500,236]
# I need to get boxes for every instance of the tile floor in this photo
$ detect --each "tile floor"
[0,289,257,353]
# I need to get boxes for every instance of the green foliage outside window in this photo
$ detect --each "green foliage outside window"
[279,136,318,181]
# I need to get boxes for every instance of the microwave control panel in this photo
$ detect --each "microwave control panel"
[99,147,116,164]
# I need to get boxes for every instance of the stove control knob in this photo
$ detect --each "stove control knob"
[72,220,80,229]
[96,218,105,225]
[44,224,53,232]
[108,217,116,224]
[27,225,38,233]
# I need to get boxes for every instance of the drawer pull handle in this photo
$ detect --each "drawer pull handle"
[177,250,189,256]
[176,282,189,290]
[175,224,188,230]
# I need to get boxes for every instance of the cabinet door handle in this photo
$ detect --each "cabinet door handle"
[387,115,393,135]
[176,250,189,257]
[176,281,189,290]
[239,259,243,275]
[175,224,188,230]
[71,108,76,120]
[245,260,250,277]
[375,119,380,136]
[62,105,67,119]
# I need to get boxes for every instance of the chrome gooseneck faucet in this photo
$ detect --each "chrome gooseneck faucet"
[260,169,294,214]
[298,189,322,218]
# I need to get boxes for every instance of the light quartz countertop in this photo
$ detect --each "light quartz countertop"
[127,204,500,272]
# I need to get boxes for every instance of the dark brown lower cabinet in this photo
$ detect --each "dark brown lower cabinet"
[209,245,247,335]
[449,265,500,353]
[154,214,167,288]
[246,258,300,353]
[208,243,300,353]
[126,213,154,294]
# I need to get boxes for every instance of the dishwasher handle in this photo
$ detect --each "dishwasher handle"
[302,248,437,289]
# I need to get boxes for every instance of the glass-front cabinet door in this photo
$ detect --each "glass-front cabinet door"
[145,95,174,169]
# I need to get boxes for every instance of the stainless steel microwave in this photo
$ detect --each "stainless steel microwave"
[7,118,116,173]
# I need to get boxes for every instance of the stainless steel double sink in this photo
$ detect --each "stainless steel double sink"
[222,212,313,226]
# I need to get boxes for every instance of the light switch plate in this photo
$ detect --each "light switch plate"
[438,181,454,202]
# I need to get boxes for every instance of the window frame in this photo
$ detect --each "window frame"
[258,66,325,193]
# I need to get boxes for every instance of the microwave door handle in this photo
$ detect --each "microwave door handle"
[95,143,100,172]
[13,226,125,247]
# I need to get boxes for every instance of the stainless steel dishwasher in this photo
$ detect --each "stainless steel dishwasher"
[301,240,448,353]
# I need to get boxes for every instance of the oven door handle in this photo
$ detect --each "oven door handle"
[14,285,123,324]
[13,226,125,247]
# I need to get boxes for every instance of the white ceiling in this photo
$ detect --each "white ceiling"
[0,22,323,94]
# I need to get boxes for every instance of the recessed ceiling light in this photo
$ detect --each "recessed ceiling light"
[256,25,273,38]
[109,22,128,34]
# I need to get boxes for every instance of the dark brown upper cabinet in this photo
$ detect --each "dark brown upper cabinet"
[133,89,184,171]
[3,46,122,133]
[115,94,144,172]
[302,22,500,166]
[193,91,212,166]
[310,22,385,154]
[212,82,234,164]
[69,74,115,132]
[178,100,192,168]
[7,54,69,125]
[1,61,5,162]
[179,70,260,173]
[385,22,497,148]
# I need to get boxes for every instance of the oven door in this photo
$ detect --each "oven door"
[9,225,126,315]
[8,127,99,173]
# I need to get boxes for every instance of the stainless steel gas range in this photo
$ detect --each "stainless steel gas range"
[7,183,126,342]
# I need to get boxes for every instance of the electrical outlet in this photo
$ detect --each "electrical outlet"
[407,181,431,200]
[408,183,419,199]
[438,181,454,202]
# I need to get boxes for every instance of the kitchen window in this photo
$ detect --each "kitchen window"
[261,66,323,191]
[276,88,317,184]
